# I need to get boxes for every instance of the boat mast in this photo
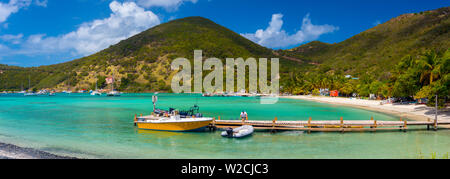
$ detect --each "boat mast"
[111,75,114,92]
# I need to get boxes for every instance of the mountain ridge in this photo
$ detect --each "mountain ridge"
[0,7,449,93]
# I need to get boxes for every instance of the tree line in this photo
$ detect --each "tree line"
[281,49,449,107]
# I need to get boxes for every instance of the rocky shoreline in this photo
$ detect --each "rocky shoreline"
[0,142,78,159]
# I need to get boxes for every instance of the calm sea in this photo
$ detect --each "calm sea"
[0,93,448,158]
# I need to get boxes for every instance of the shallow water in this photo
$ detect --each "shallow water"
[0,93,448,159]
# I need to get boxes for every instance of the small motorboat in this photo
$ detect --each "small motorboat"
[135,95,212,132]
[221,125,254,138]
[90,91,101,96]
[107,90,121,97]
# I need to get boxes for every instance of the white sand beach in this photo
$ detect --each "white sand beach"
[282,95,450,122]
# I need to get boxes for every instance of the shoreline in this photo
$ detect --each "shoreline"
[0,142,78,159]
[281,95,450,123]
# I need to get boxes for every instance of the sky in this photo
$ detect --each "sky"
[0,0,448,67]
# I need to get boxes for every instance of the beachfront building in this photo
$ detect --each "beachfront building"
[330,90,339,97]
[319,88,329,96]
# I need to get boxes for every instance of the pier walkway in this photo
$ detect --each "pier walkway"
[209,117,450,133]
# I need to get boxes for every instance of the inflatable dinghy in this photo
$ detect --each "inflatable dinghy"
[221,125,254,138]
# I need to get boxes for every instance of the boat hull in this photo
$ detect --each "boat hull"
[136,120,211,132]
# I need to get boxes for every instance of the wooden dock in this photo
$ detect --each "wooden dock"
[209,117,450,133]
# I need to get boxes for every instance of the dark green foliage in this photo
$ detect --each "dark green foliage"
[0,8,449,96]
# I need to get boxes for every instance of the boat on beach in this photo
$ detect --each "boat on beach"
[135,95,213,132]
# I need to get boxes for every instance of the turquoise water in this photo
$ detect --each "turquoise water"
[0,93,449,159]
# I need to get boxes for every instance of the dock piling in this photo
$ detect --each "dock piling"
[403,121,408,132]
[308,117,312,134]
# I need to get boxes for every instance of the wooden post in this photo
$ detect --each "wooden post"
[373,120,377,132]
[403,120,407,132]
[427,118,430,130]
[308,117,312,134]
[218,116,221,121]
[211,117,216,132]
[370,117,373,128]
[271,117,278,133]
[134,114,137,126]
[340,117,344,133]
[399,118,403,131]
[370,117,374,129]
[434,94,438,131]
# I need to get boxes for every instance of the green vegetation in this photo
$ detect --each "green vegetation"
[0,16,299,92]
[282,49,449,106]
[284,7,449,79]
[280,7,449,106]
[0,7,448,106]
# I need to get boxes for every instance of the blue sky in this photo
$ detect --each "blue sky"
[0,0,448,67]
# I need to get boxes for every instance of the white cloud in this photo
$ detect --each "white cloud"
[12,1,160,56]
[0,0,31,23]
[0,33,23,44]
[136,0,197,10]
[34,0,47,7]
[242,13,338,48]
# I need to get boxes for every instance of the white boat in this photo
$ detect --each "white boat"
[91,91,101,96]
[24,92,38,96]
[24,75,36,96]
[107,90,120,97]
[106,75,120,97]
[221,125,254,138]
[91,81,102,96]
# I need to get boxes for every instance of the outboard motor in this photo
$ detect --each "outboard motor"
[226,128,234,137]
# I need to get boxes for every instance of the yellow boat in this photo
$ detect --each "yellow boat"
[136,115,213,132]
[135,95,212,132]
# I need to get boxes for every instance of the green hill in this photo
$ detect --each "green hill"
[283,7,450,80]
[0,7,449,98]
[0,17,299,92]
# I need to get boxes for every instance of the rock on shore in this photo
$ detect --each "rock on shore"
[0,142,78,159]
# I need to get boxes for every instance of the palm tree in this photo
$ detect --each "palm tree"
[415,51,443,86]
